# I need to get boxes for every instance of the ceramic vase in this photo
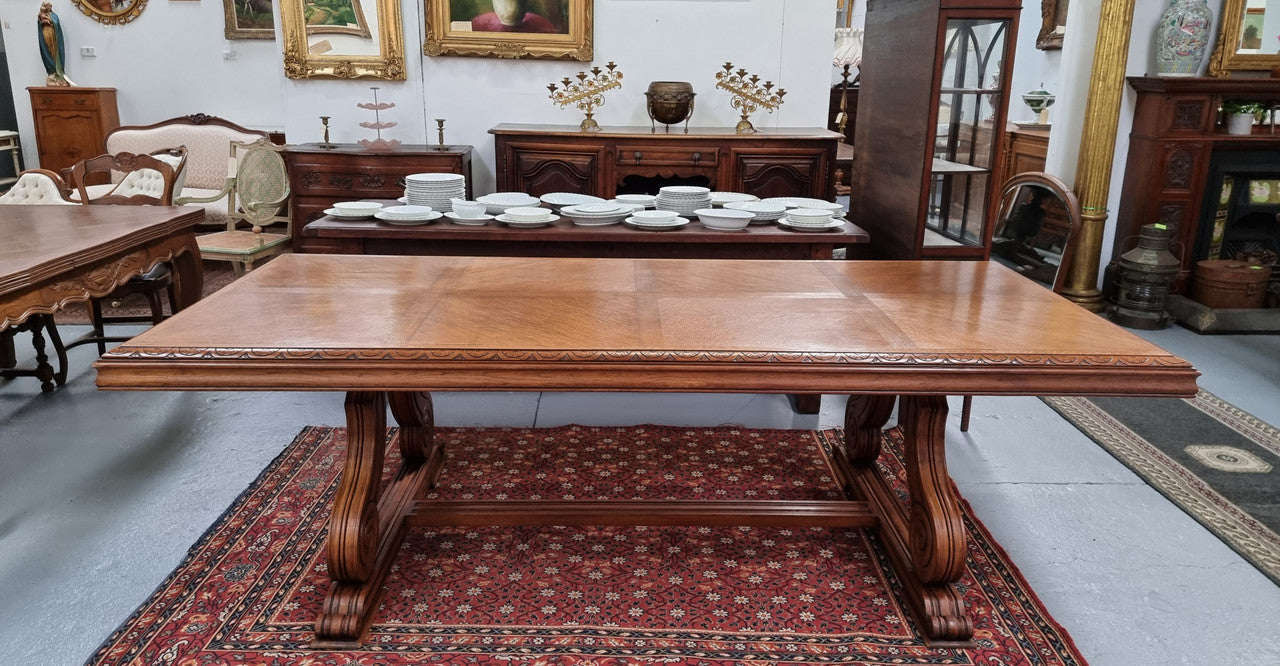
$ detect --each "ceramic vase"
[491,0,526,27]
[1155,0,1213,76]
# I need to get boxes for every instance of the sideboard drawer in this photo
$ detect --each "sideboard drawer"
[31,90,105,111]
[615,144,719,168]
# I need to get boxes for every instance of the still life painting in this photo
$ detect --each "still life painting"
[425,0,590,60]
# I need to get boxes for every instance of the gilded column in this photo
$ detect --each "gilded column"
[1062,0,1137,310]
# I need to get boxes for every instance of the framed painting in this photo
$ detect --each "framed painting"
[1037,0,1068,51]
[424,0,592,61]
[305,0,373,37]
[223,0,275,40]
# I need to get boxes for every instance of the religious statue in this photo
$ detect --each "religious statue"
[38,2,72,87]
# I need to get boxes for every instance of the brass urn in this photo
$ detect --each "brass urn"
[645,81,696,132]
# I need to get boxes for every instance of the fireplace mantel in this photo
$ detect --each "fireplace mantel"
[1116,76,1280,292]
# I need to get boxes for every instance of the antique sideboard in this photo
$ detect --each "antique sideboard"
[490,124,841,201]
[284,143,473,252]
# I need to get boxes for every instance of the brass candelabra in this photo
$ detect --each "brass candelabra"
[548,61,623,132]
[714,62,786,134]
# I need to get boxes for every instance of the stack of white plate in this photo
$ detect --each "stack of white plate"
[477,192,541,215]
[777,207,845,232]
[404,173,466,211]
[655,185,712,217]
[760,196,845,213]
[539,192,605,211]
[560,201,632,226]
[374,205,442,226]
[624,209,690,231]
[724,200,787,223]
[710,191,759,207]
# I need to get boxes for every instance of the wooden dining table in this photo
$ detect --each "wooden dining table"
[94,254,1199,648]
[0,204,204,390]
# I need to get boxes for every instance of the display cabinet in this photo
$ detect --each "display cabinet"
[852,0,1020,259]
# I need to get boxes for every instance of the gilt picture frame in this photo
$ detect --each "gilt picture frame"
[424,0,592,61]
[71,0,149,26]
[223,0,275,40]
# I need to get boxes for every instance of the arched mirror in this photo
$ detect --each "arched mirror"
[988,172,1082,291]
[280,0,405,80]
[1209,0,1280,76]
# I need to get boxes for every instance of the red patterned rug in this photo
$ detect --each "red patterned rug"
[89,425,1086,665]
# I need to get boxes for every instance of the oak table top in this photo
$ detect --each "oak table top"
[96,253,1195,396]
[93,254,1198,648]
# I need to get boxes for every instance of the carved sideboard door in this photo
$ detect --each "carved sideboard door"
[283,143,473,252]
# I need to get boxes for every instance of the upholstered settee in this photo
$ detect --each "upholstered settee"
[100,114,271,226]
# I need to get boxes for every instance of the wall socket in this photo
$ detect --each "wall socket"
[80,46,96,57]
[222,50,237,61]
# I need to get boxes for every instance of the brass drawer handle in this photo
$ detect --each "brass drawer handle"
[692,152,701,165]
[634,151,642,165]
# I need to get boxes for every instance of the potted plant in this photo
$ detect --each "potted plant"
[1222,99,1266,135]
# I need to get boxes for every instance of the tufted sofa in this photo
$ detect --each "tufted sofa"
[101,114,271,227]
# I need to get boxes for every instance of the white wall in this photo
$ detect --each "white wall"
[2,0,834,195]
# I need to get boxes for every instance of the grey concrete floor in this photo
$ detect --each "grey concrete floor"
[1,323,1278,665]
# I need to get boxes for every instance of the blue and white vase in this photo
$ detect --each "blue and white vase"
[1155,0,1213,76]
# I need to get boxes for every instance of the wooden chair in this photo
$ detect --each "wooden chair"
[67,151,185,354]
[960,172,1083,431]
[177,139,291,276]
[0,170,77,391]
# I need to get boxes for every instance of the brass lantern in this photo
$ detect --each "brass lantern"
[1110,224,1181,329]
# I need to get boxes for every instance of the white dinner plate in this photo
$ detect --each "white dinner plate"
[443,212,494,225]
[624,216,690,230]
[761,197,845,212]
[375,209,442,225]
[495,213,559,227]
[324,208,376,220]
[776,217,845,232]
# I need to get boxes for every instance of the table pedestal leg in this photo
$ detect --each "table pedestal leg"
[313,390,442,648]
[846,394,971,645]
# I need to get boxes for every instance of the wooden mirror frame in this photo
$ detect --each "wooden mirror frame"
[990,172,1082,292]
[280,0,406,80]
[1037,0,1067,51]
[1209,0,1280,76]
[71,0,148,26]
[424,0,593,61]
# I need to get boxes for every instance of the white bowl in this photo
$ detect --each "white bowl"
[503,206,552,222]
[332,201,383,214]
[630,209,678,223]
[477,192,540,215]
[785,207,835,222]
[695,208,753,230]
[450,199,487,218]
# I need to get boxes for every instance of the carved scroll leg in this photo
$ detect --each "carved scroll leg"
[388,391,446,487]
[833,394,896,493]
[898,394,972,644]
[28,316,57,393]
[313,390,441,648]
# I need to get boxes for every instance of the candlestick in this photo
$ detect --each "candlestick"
[548,61,624,132]
[714,62,786,134]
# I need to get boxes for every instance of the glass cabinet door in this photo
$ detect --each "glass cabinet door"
[924,18,1010,251]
